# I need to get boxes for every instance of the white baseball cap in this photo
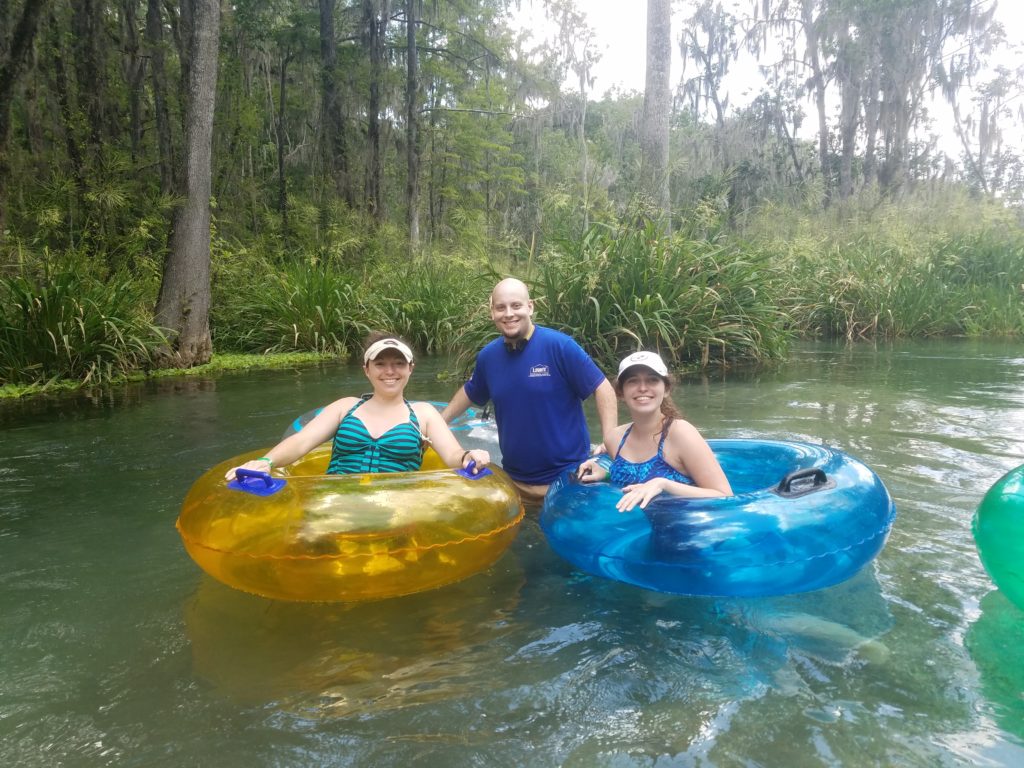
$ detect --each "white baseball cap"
[617,351,668,377]
[363,338,414,364]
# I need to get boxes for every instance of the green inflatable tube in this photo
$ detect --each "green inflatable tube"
[973,464,1024,612]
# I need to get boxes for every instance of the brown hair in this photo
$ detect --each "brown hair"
[614,368,683,436]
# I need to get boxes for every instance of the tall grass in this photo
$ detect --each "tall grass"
[0,269,165,386]
[4,187,1021,393]
[365,257,489,354]
[212,261,377,354]
[746,193,1024,339]
[522,221,792,370]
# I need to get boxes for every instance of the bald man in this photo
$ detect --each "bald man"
[441,278,617,502]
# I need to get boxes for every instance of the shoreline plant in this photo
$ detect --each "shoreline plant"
[2,192,1023,397]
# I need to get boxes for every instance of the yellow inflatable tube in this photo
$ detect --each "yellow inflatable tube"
[177,446,524,602]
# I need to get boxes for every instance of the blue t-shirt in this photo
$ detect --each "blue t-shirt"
[463,326,606,484]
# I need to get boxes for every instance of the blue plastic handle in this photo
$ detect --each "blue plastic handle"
[455,460,493,480]
[229,468,287,496]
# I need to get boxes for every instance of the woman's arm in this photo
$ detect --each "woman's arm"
[415,403,490,472]
[224,398,353,480]
[666,419,732,496]
[577,423,626,482]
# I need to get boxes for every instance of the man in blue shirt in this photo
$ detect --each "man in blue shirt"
[441,278,617,502]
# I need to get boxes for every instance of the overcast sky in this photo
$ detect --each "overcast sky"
[514,0,1024,157]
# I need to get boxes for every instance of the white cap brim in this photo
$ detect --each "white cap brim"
[364,338,414,364]
[617,351,668,377]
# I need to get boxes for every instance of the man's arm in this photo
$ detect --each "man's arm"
[439,384,474,424]
[592,378,618,450]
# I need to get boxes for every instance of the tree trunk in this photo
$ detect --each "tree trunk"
[146,0,174,195]
[800,0,830,205]
[427,73,438,241]
[71,0,108,164]
[319,0,352,206]
[154,0,220,368]
[0,0,49,239]
[364,0,389,221]
[121,0,146,162]
[641,0,671,227]
[836,26,860,200]
[578,62,589,233]
[405,0,420,256]
[277,47,292,242]
[861,64,881,189]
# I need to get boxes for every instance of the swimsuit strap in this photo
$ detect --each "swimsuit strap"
[655,419,674,458]
[403,398,419,425]
[616,422,671,458]
[403,399,426,443]
[614,425,633,456]
[342,394,371,419]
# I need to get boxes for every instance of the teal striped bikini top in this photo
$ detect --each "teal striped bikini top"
[327,397,424,475]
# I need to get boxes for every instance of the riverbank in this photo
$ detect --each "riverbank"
[0,352,334,400]
[4,195,1022,397]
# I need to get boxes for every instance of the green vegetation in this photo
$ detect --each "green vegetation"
[212,261,373,355]
[528,220,792,368]
[2,1,1022,396]
[5,189,1021,397]
[0,266,166,387]
[747,193,1024,340]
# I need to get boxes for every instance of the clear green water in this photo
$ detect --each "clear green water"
[2,339,1023,767]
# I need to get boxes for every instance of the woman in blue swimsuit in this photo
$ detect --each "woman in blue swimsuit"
[576,351,731,511]
[226,333,489,479]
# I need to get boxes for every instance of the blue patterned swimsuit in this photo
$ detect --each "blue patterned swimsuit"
[609,424,694,487]
[327,397,424,474]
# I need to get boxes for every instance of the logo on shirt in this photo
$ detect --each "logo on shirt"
[528,364,551,378]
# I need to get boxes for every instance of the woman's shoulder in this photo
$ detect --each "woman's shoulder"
[410,400,441,420]
[665,417,704,443]
[322,395,362,415]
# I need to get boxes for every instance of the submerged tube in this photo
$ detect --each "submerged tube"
[973,464,1024,611]
[177,445,524,602]
[540,439,896,597]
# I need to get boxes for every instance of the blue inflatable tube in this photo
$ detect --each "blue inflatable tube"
[540,439,896,597]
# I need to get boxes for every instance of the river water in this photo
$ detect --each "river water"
[1,340,1023,767]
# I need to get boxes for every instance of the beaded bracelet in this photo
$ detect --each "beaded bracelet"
[256,456,274,469]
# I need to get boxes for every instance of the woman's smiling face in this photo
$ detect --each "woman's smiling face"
[619,368,666,414]
[364,349,412,392]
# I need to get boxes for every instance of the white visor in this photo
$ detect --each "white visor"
[363,338,414,364]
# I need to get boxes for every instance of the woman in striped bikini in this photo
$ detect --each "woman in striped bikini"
[575,351,731,511]
[226,333,489,479]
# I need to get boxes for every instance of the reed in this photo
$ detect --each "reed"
[512,221,792,370]
[365,257,489,354]
[213,262,377,355]
[747,194,1024,339]
[0,269,165,386]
